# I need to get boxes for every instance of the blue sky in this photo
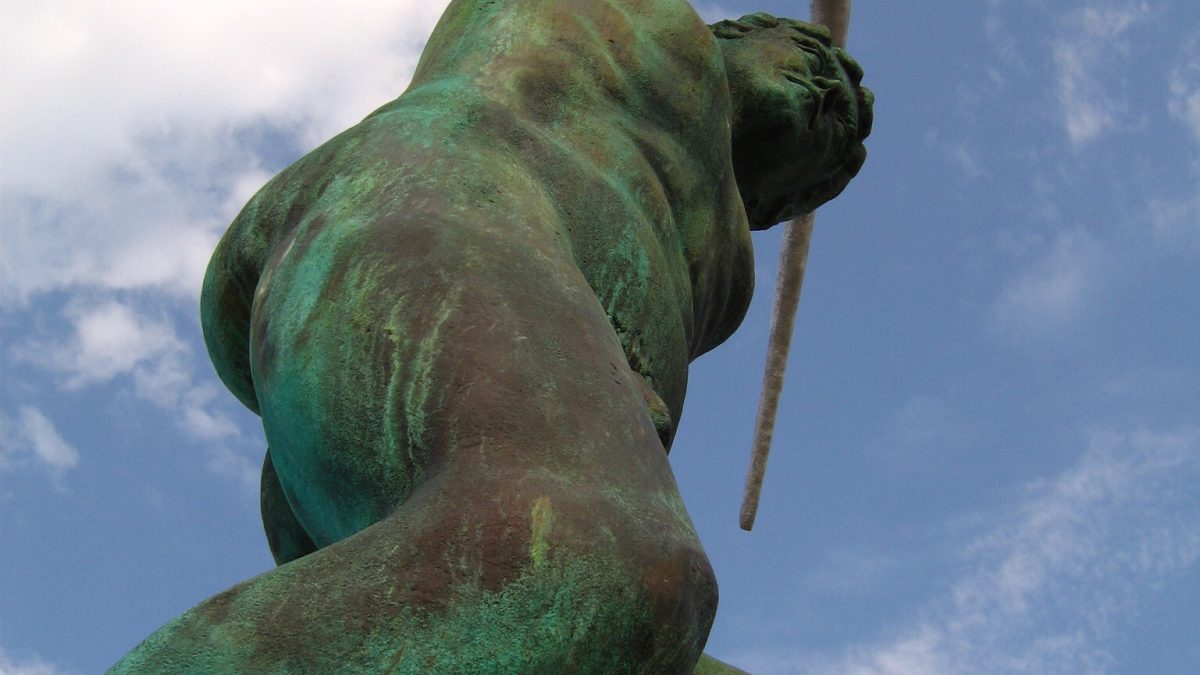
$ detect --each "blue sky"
[2,1,1198,673]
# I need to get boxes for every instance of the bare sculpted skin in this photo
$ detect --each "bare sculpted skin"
[112,1,870,672]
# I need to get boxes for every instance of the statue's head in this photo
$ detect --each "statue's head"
[712,13,874,229]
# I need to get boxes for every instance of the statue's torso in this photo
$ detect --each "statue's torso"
[215,0,755,432]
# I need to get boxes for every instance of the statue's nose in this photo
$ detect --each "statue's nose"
[815,78,850,119]
[855,86,874,140]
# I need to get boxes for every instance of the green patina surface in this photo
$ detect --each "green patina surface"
[115,1,870,672]
[115,543,678,673]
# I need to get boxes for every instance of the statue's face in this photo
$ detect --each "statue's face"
[715,17,873,228]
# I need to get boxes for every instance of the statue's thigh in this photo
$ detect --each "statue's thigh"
[224,217,719,671]
[250,219,671,543]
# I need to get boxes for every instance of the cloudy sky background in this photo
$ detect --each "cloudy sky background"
[2,1,1198,673]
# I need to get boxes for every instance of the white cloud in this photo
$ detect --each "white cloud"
[0,646,64,675]
[892,395,959,453]
[1052,2,1149,146]
[0,406,80,477]
[1168,47,1200,144]
[0,0,447,305]
[0,0,443,494]
[924,129,986,179]
[180,386,240,442]
[0,190,232,303]
[27,301,185,388]
[208,444,261,496]
[1148,194,1200,254]
[16,406,80,471]
[984,4,1021,71]
[991,230,1105,337]
[98,225,223,299]
[864,393,962,469]
[0,0,448,498]
[1132,40,1200,255]
[732,426,1200,674]
[805,547,899,596]
[12,298,250,485]
[947,144,984,178]
[1,0,446,196]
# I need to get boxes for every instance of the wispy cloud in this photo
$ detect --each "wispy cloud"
[990,229,1105,338]
[924,129,986,179]
[984,6,1021,71]
[733,426,1200,674]
[1148,194,1200,254]
[0,1,449,497]
[15,406,80,471]
[1166,32,1200,140]
[1052,2,1149,146]
[1149,39,1200,254]
[0,646,64,675]
[891,395,960,454]
[805,547,899,597]
[208,444,261,496]
[0,405,80,481]
[864,393,963,471]
[12,299,249,484]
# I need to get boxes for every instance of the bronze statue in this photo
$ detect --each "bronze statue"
[112,1,870,672]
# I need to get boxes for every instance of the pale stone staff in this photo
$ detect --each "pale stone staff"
[741,0,855,531]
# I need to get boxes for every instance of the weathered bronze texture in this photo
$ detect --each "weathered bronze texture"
[112,1,870,672]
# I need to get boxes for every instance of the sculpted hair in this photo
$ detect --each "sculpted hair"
[710,12,871,140]
[710,13,864,86]
[710,12,874,225]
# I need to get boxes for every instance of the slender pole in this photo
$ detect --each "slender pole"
[739,1,852,531]
[810,0,852,47]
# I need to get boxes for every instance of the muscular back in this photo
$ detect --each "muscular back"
[126,3,871,671]
[204,0,756,439]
